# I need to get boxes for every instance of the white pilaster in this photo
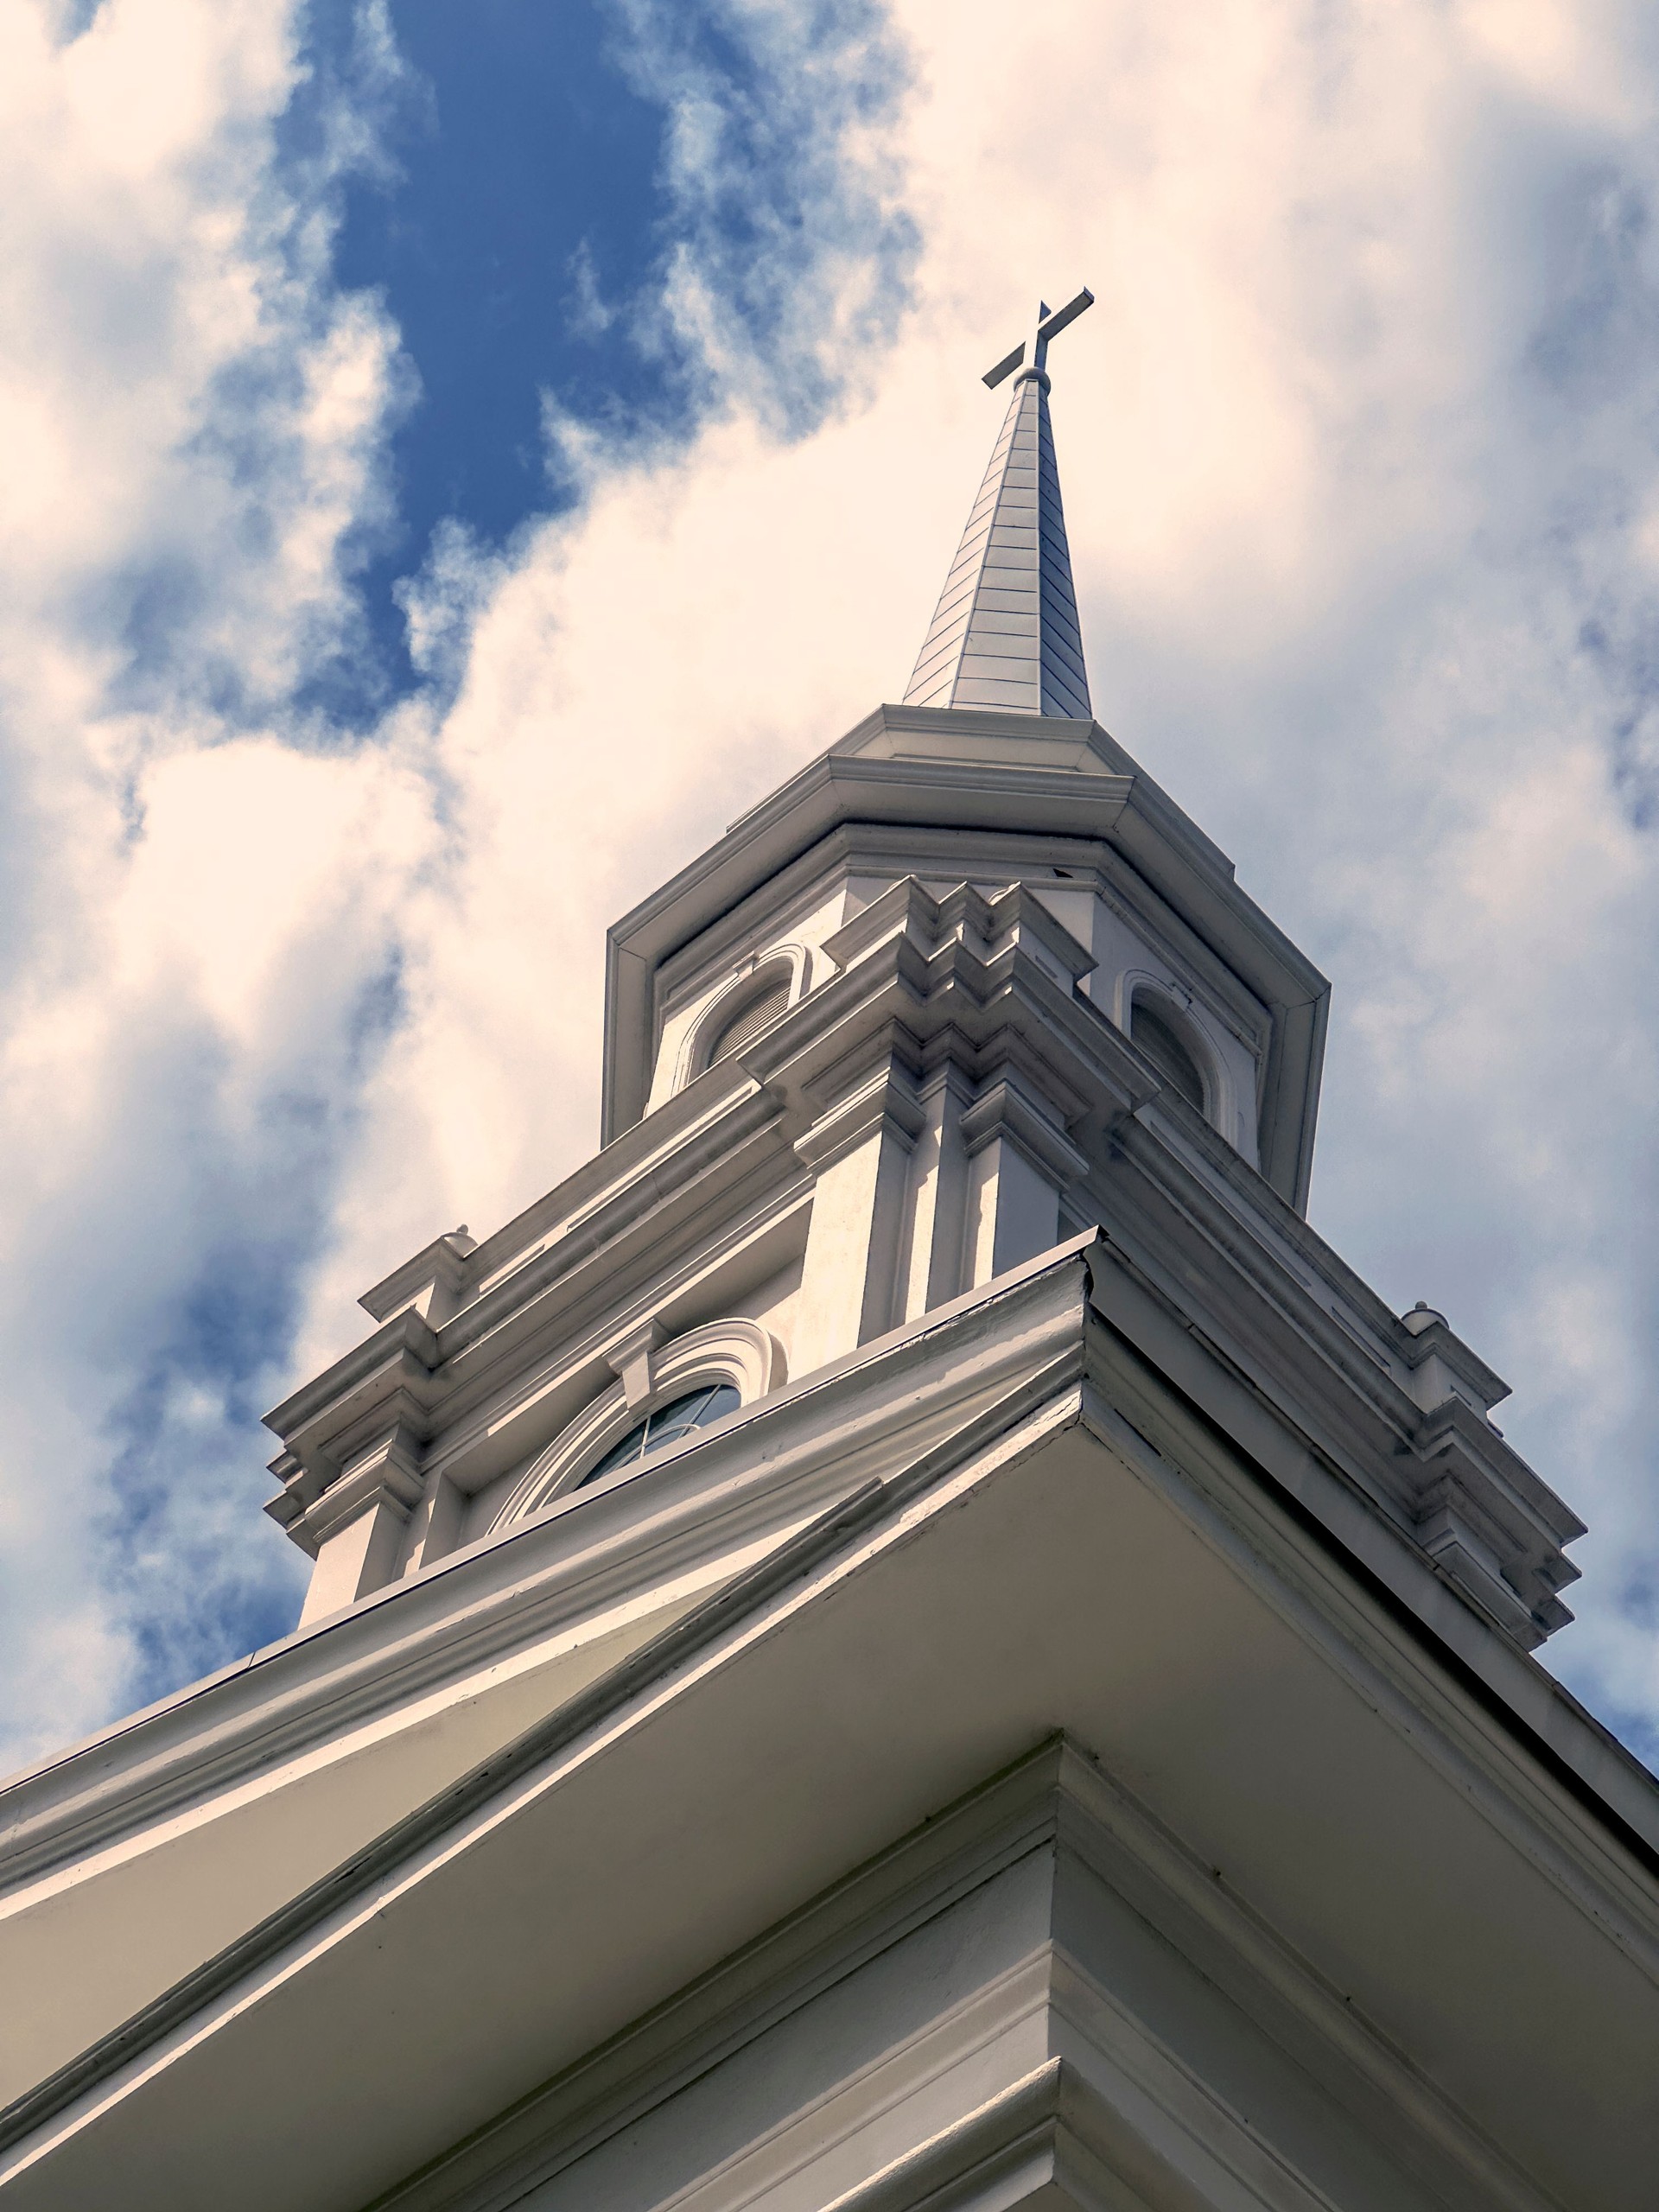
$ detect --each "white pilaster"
[791,1065,925,1373]
[895,1065,975,1325]
[959,1075,1089,1290]
[297,1422,425,1627]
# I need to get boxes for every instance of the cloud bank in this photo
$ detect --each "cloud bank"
[1,0,1656,1774]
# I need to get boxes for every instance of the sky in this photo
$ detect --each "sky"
[1,0,1657,1778]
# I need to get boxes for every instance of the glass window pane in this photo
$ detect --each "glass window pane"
[578,1382,742,1489]
[648,1382,739,1446]
[585,1421,650,1483]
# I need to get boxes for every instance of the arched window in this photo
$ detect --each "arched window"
[578,1382,740,1488]
[490,1317,785,1530]
[1130,994,1208,1114]
[703,975,791,1068]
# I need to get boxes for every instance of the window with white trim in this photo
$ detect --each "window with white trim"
[490,1318,786,1531]
[578,1382,741,1487]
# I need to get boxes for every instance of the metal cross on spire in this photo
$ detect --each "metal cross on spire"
[981,286,1096,391]
[904,288,1096,718]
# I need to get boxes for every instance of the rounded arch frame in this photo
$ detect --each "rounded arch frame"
[492,1317,787,1531]
[672,944,812,1095]
[1117,969,1233,1135]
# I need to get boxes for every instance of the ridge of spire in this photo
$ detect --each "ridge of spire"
[904,291,1093,720]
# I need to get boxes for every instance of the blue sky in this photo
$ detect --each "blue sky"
[297,0,706,710]
[3,0,1659,1774]
[285,0,912,713]
[316,0,673,699]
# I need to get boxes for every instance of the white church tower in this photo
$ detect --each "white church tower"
[2,296,1656,2212]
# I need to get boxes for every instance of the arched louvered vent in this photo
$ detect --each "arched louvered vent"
[707,976,790,1067]
[1130,995,1208,1114]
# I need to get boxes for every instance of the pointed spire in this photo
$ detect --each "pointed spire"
[905,290,1094,720]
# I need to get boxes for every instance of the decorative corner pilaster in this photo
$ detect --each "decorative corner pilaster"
[791,1059,928,1374]
[295,1421,428,1625]
[793,1061,927,1175]
[959,1075,1090,1187]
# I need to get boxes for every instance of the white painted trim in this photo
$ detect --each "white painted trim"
[1119,971,1233,1134]
[370,1738,1567,2212]
[490,1319,787,1529]
[673,944,812,1094]
[813,2048,1340,2212]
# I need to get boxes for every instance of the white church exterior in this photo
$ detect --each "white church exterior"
[2,296,1656,2210]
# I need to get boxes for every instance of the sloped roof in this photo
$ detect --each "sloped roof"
[0,1244,1650,2210]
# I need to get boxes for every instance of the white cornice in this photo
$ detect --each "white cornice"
[598,703,1328,1210]
[373,1735,1578,2212]
[0,1251,1094,1896]
[3,1332,1654,2208]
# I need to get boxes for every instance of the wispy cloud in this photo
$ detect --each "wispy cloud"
[0,0,921,1770]
[0,0,420,1755]
[3,0,1658,1778]
[609,0,917,427]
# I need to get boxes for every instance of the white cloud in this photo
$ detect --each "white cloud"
[3,0,1659,1775]
[0,0,417,1766]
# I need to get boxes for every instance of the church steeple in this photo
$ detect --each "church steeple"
[904,289,1094,718]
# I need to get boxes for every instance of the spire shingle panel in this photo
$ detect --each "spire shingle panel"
[904,373,1091,718]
